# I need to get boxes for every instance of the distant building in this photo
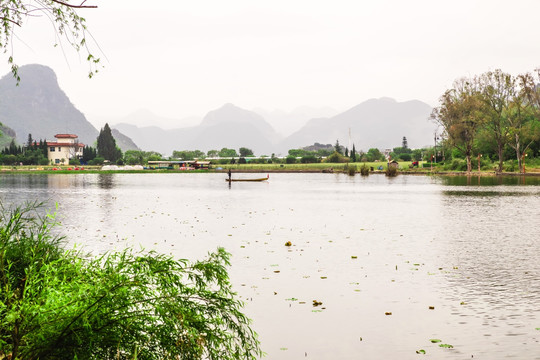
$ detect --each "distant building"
[47,134,84,165]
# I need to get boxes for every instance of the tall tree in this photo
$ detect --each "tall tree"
[172,150,205,160]
[350,144,357,162]
[26,134,33,148]
[0,1,100,80]
[478,70,514,173]
[96,123,122,163]
[402,136,408,150]
[508,73,540,172]
[207,149,219,158]
[334,140,342,154]
[239,147,254,157]
[218,148,238,158]
[431,78,485,173]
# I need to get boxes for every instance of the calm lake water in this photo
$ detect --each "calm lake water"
[1,173,540,359]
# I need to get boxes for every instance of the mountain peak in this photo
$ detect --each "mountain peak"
[0,64,98,145]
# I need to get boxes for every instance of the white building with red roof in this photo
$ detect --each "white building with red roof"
[47,134,84,165]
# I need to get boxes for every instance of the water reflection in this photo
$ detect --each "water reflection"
[0,173,539,359]
[98,173,115,189]
[437,180,540,358]
[440,175,540,186]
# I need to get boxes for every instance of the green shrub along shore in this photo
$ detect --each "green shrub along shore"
[0,202,262,360]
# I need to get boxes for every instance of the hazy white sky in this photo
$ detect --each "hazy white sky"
[3,0,540,126]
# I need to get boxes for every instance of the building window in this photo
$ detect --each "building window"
[55,159,60,164]
[50,147,55,152]
[58,147,61,151]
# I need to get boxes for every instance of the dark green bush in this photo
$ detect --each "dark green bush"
[300,154,319,163]
[68,158,80,166]
[88,156,105,165]
[324,151,349,163]
[360,164,370,176]
[399,153,412,161]
[286,155,297,164]
[385,165,398,177]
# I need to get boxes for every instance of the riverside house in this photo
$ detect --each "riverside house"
[47,134,84,165]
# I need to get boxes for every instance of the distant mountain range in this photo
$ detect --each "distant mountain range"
[115,103,281,156]
[115,99,435,156]
[280,97,435,153]
[0,64,138,152]
[0,64,436,156]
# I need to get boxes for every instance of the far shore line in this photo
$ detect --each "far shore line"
[1,166,539,177]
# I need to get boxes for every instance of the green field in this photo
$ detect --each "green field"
[1,159,539,175]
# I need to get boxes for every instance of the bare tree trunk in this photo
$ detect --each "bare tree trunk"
[515,134,523,173]
[466,154,472,173]
[497,144,504,173]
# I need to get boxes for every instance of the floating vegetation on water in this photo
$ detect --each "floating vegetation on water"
[416,349,426,354]
[385,312,392,316]
[439,344,454,348]
[351,255,358,259]
[313,300,323,307]
[430,339,441,343]
[285,298,298,301]
[285,241,292,246]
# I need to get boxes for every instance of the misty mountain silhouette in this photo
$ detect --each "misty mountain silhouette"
[0,64,138,151]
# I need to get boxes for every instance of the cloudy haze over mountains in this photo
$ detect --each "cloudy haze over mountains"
[2,1,538,129]
[0,65,436,156]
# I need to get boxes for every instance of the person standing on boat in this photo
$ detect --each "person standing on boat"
[228,168,232,181]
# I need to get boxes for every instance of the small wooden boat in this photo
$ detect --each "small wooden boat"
[226,174,269,182]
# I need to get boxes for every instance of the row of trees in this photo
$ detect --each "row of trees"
[0,137,50,165]
[172,147,255,160]
[0,124,123,166]
[431,69,540,173]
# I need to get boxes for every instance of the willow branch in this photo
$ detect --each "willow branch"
[50,0,97,9]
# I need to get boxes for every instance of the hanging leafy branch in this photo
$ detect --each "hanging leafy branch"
[0,0,100,81]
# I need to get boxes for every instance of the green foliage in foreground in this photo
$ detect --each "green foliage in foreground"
[0,203,261,360]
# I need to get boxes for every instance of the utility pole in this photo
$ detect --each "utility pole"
[434,131,438,163]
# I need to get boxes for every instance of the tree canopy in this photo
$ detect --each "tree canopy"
[96,123,122,163]
[431,78,485,172]
[0,1,100,80]
[433,68,540,173]
[239,147,254,157]
[218,148,238,158]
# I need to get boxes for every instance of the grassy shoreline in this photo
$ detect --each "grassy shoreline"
[1,162,540,176]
